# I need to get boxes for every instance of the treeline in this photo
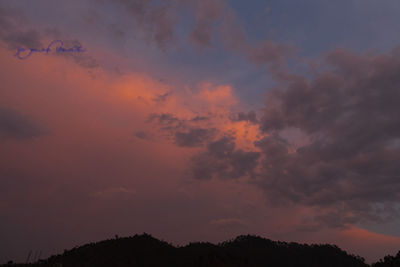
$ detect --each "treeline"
[1,233,398,267]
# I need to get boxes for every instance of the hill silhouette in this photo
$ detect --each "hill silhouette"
[1,233,398,267]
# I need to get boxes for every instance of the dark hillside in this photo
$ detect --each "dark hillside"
[1,233,388,267]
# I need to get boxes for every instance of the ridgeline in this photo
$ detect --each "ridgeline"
[2,233,399,267]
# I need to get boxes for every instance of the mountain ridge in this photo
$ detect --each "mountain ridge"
[2,233,399,267]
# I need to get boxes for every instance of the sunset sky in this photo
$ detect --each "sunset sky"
[2,0,400,264]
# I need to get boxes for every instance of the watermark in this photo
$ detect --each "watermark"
[14,40,86,60]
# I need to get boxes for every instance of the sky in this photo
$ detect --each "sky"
[2,0,400,264]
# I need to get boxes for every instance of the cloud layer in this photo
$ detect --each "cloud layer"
[2,0,400,264]
[188,46,400,230]
[0,107,45,139]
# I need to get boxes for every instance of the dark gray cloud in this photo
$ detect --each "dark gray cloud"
[190,115,209,122]
[191,136,260,180]
[57,39,99,69]
[152,92,171,103]
[230,110,258,124]
[174,127,216,147]
[100,0,293,69]
[134,131,152,140]
[254,46,400,228]
[187,46,400,229]
[147,113,212,131]
[147,113,216,146]
[106,0,226,49]
[147,113,184,131]
[0,6,42,49]
[108,0,177,49]
[0,108,46,139]
[2,29,42,49]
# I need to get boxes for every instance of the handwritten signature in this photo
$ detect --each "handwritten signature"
[14,40,86,60]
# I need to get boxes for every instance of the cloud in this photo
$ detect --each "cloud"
[197,83,238,106]
[106,0,227,49]
[189,0,225,47]
[107,0,177,49]
[147,112,217,147]
[52,39,99,69]
[0,107,46,140]
[253,46,400,227]
[99,0,295,69]
[134,131,153,140]
[190,116,209,122]
[246,41,295,70]
[174,127,216,147]
[0,4,99,70]
[182,46,400,230]
[0,5,42,49]
[152,92,171,103]
[218,9,247,52]
[230,110,258,124]
[147,113,185,131]
[191,136,260,180]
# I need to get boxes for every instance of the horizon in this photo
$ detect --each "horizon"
[2,0,400,265]
[4,232,374,265]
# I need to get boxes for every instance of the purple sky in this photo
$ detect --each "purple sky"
[2,0,400,264]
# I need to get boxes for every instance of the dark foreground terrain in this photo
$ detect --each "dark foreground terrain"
[2,234,399,267]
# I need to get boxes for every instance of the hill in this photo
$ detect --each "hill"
[2,233,396,267]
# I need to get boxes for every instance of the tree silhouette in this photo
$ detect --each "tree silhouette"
[2,233,393,267]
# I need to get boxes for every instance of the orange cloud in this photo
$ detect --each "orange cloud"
[197,82,238,107]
